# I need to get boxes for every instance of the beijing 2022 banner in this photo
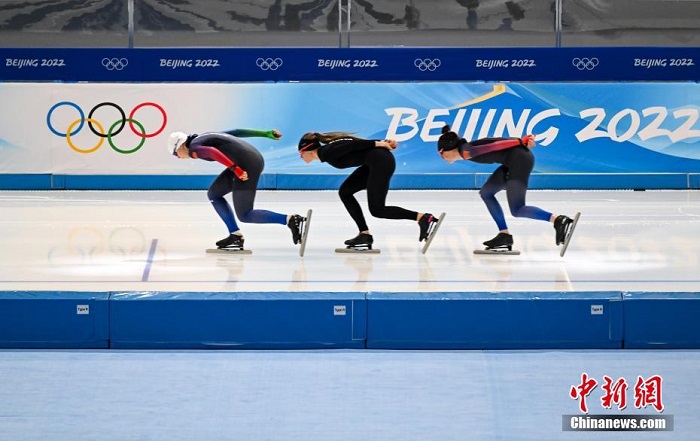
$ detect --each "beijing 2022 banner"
[0,82,698,175]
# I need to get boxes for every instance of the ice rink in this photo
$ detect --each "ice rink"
[1,189,699,440]
[0,189,698,293]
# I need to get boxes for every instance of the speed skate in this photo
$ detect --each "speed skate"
[336,232,381,254]
[207,232,252,255]
[559,212,581,257]
[298,209,312,257]
[421,212,446,254]
[206,248,252,255]
[335,247,381,254]
[474,248,520,256]
[475,231,519,255]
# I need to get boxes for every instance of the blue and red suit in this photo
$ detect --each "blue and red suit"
[186,129,286,233]
[457,135,552,231]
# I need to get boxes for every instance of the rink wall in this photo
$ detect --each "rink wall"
[3,172,700,190]
[2,290,699,350]
[1,47,700,191]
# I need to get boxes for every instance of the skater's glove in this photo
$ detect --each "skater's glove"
[520,134,535,148]
[267,129,282,140]
[232,166,246,179]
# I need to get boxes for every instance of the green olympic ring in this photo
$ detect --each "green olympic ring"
[108,119,146,154]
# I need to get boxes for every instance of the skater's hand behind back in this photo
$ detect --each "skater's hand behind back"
[232,166,248,181]
[521,134,536,148]
[377,139,397,150]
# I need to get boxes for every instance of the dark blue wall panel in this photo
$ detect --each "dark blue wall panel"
[366,292,624,349]
[623,292,700,348]
[109,292,367,349]
[0,291,109,348]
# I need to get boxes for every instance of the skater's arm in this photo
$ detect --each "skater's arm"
[189,145,247,179]
[459,137,526,160]
[224,128,282,140]
[319,139,375,161]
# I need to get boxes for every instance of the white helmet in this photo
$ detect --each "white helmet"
[167,131,188,156]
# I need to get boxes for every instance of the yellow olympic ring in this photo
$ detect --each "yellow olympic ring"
[66,118,105,154]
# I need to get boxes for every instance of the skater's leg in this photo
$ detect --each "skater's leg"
[506,182,552,221]
[504,148,552,222]
[479,166,508,231]
[208,170,240,233]
[339,166,371,232]
[233,188,287,225]
[365,149,418,221]
[232,168,287,225]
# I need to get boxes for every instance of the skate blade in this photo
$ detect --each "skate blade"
[421,212,446,255]
[559,211,581,257]
[206,248,253,255]
[335,247,381,254]
[299,209,312,257]
[474,249,520,255]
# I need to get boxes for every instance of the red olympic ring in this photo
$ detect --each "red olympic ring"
[128,102,167,138]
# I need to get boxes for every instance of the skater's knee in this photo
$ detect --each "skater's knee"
[510,205,524,218]
[479,187,495,200]
[208,194,225,204]
[338,186,355,200]
[235,209,253,222]
[368,204,384,218]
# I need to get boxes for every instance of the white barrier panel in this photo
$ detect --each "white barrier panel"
[1,82,699,177]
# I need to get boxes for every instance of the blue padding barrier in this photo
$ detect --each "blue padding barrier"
[623,292,700,349]
[61,174,217,190]
[109,292,367,349]
[689,174,700,189]
[476,173,692,190]
[275,174,348,190]
[366,292,624,349]
[0,291,109,348]
[3,173,699,190]
[275,173,477,190]
[0,174,52,190]
[4,290,700,349]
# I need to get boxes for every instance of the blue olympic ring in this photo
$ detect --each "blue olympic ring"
[47,101,85,137]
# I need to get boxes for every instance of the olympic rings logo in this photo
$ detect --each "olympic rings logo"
[46,101,168,154]
[102,57,128,71]
[572,57,599,71]
[256,57,283,70]
[414,58,441,71]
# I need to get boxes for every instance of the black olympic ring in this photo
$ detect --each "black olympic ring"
[88,102,126,138]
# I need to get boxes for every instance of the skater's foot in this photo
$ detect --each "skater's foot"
[553,215,574,245]
[344,232,374,250]
[287,214,304,244]
[483,232,513,250]
[418,213,438,242]
[216,233,244,250]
